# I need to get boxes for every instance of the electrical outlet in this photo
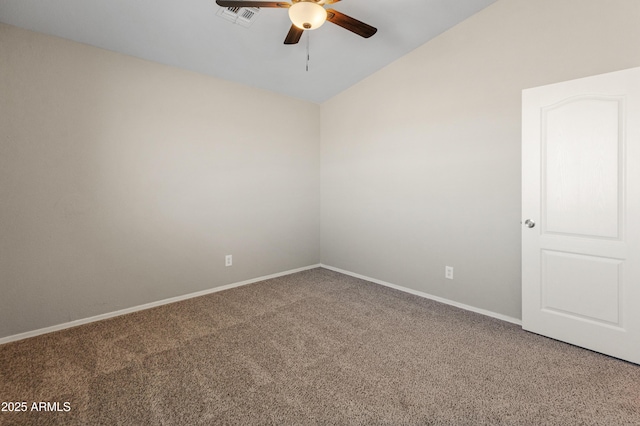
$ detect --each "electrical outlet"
[225,255,232,267]
[445,266,454,280]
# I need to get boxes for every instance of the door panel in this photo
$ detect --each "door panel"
[542,250,621,325]
[542,96,622,239]
[522,67,640,365]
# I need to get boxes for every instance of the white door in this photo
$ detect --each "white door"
[522,67,640,365]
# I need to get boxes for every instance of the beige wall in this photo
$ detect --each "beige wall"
[0,24,320,338]
[320,0,640,319]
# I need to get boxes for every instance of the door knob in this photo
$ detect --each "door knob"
[524,219,535,228]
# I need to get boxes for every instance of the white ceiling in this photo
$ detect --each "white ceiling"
[0,0,496,103]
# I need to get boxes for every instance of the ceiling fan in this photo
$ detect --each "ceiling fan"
[215,0,377,44]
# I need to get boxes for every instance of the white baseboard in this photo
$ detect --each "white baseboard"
[0,263,520,345]
[320,264,522,326]
[0,264,322,345]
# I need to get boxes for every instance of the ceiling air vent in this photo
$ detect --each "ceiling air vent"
[217,6,261,28]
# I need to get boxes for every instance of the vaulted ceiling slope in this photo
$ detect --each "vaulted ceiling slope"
[0,0,496,103]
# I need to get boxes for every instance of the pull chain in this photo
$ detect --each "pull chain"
[306,32,310,72]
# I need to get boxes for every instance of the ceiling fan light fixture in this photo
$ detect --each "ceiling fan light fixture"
[288,2,327,30]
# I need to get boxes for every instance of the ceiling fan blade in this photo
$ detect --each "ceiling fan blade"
[284,24,304,44]
[216,0,290,8]
[325,9,377,38]
[324,0,341,3]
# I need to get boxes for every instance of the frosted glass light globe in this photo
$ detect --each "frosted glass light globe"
[288,2,327,30]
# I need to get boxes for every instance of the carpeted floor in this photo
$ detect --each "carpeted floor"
[1,268,639,425]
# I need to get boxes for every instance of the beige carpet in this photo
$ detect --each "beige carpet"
[1,268,639,425]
